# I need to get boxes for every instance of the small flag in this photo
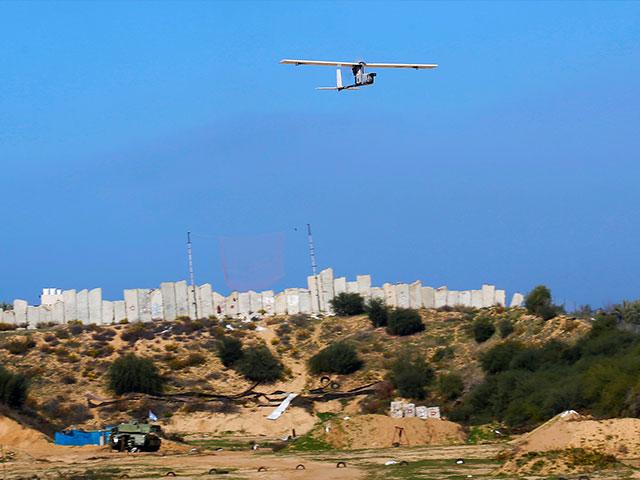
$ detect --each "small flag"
[148,410,158,422]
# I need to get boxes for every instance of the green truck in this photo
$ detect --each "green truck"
[109,421,162,452]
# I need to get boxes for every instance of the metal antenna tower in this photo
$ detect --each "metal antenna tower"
[187,231,199,319]
[306,223,322,312]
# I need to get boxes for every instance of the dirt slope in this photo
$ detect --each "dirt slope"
[0,414,53,454]
[164,406,316,437]
[0,308,590,436]
[317,414,466,449]
[513,410,640,458]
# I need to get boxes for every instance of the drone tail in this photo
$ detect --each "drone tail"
[316,68,344,91]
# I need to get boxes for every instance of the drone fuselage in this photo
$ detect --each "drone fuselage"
[352,64,376,87]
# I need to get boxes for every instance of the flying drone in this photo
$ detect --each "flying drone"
[280,58,438,91]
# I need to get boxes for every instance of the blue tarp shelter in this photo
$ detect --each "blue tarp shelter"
[54,429,110,446]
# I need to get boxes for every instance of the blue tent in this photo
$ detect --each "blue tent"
[54,429,110,446]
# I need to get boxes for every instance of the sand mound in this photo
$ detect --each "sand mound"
[0,414,57,456]
[319,414,466,449]
[163,406,316,438]
[513,411,640,458]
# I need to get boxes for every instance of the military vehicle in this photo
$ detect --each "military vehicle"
[109,421,162,452]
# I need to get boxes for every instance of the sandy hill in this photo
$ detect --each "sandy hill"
[497,410,640,476]
[513,410,640,458]
[0,307,589,437]
[317,414,466,449]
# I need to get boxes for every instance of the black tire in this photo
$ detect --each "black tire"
[296,464,305,470]
[330,382,340,390]
[257,466,267,472]
[165,472,176,477]
[336,461,347,468]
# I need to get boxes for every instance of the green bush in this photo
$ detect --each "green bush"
[473,317,495,343]
[217,336,243,367]
[438,373,464,400]
[3,337,36,355]
[525,285,563,320]
[386,308,425,336]
[107,354,164,395]
[452,310,640,428]
[330,293,365,316]
[611,300,640,325]
[168,352,206,370]
[389,352,434,400]
[308,342,363,375]
[365,298,389,327]
[0,365,28,408]
[236,346,283,383]
[479,341,525,374]
[68,321,84,335]
[121,323,155,343]
[432,346,454,362]
[498,318,514,338]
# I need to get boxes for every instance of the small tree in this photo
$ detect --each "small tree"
[217,336,243,367]
[308,342,363,375]
[473,317,495,343]
[525,285,563,320]
[616,300,640,325]
[389,352,434,400]
[438,373,464,401]
[366,298,389,327]
[498,318,514,338]
[386,308,425,336]
[237,346,283,383]
[107,354,164,395]
[3,336,35,355]
[330,293,365,316]
[0,366,28,408]
[480,341,524,374]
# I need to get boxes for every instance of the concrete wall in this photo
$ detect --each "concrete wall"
[3,268,524,329]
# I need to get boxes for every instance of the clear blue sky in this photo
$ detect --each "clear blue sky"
[1,1,639,308]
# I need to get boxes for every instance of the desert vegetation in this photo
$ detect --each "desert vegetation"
[0,365,28,408]
[308,342,363,375]
[330,292,365,316]
[107,354,164,395]
[386,308,425,336]
[451,302,640,428]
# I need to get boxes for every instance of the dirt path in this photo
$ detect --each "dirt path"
[3,448,363,480]
[5,442,639,479]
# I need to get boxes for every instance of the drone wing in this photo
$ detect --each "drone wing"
[280,59,359,67]
[364,62,438,69]
[280,59,437,69]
